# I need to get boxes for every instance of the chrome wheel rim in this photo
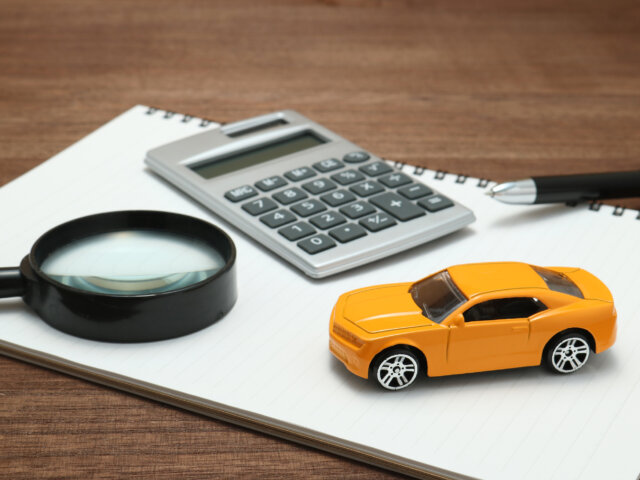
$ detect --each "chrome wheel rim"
[377,353,418,390]
[551,337,590,373]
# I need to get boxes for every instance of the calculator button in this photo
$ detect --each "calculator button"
[320,189,356,207]
[369,192,425,222]
[241,197,278,216]
[378,173,412,188]
[278,222,316,241]
[359,213,397,232]
[313,158,344,172]
[309,211,347,230]
[284,167,316,182]
[330,169,366,186]
[302,178,337,194]
[291,199,327,217]
[343,151,370,163]
[272,187,308,205]
[418,194,454,212]
[398,183,433,200]
[349,180,385,197]
[259,209,296,228]
[359,162,393,177]
[329,224,367,243]
[224,185,258,202]
[297,234,336,255]
[255,176,287,191]
[339,201,376,219]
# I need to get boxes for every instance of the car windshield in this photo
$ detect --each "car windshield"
[409,270,467,323]
[533,266,584,298]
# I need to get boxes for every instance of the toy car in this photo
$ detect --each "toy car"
[329,262,616,390]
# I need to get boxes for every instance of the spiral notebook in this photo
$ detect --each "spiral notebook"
[1,106,639,480]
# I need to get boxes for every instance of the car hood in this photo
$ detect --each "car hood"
[342,283,435,333]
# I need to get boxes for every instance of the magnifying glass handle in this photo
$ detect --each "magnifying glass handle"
[0,267,23,298]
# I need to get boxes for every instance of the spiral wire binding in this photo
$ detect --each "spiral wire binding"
[145,109,638,220]
[145,106,222,127]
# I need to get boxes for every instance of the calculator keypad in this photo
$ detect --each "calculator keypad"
[350,180,385,197]
[302,178,337,194]
[260,210,296,228]
[284,167,316,182]
[242,197,277,215]
[273,187,308,205]
[255,176,287,191]
[278,222,315,241]
[291,199,327,217]
[309,211,347,230]
[313,158,344,172]
[298,234,336,254]
[226,156,457,258]
[330,169,366,185]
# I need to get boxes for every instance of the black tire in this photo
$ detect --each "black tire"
[544,332,591,374]
[372,347,421,391]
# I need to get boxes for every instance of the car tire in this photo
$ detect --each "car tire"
[373,347,421,391]
[544,332,591,374]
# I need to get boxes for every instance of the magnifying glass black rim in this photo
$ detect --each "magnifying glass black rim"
[29,210,236,299]
[15,210,238,343]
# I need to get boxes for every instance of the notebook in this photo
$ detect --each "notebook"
[1,106,639,480]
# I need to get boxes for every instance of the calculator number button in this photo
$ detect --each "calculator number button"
[313,158,344,173]
[297,234,336,255]
[329,224,367,243]
[278,222,316,241]
[225,185,258,202]
[418,195,454,212]
[291,199,327,217]
[242,197,278,216]
[272,187,308,205]
[284,167,316,182]
[369,192,425,221]
[302,178,337,195]
[339,201,376,219]
[330,169,366,186]
[309,212,347,230]
[378,173,412,188]
[260,210,296,228]
[255,176,287,192]
[349,180,385,197]
[320,189,356,207]
[398,183,433,200]
[343,151,370,163]
[359,213,397,232]
[359,162,393,177]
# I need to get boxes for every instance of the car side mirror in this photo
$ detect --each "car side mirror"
[449,313,464,328]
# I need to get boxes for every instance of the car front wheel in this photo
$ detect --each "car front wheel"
[373,348,420,391]
[545,332,591,374]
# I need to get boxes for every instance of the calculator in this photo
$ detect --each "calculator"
[145,111,475,278]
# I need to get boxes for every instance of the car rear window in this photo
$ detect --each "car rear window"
[533,266,583,298]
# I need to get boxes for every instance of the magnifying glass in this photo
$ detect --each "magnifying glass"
[0,211,237,342]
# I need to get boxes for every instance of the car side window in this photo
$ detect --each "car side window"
[463,297,547,322]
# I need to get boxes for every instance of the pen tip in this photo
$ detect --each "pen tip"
[485,189,495,198]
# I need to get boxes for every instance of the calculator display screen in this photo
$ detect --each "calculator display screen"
[191,131,327,179]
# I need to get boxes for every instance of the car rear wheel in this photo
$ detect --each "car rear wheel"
[545,332,590,374]
[373,348,420,391]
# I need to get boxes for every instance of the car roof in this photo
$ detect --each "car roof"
[447,262,547,298]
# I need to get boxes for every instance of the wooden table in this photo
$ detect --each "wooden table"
[1,1,638,478]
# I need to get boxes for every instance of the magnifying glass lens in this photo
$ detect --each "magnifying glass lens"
[40,230,226,295]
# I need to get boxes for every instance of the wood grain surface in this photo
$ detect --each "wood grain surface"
[1,0,639,478]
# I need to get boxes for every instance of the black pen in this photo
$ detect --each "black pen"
[487,170,640,204]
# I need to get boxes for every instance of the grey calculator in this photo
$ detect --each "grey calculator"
[145,110,475,278]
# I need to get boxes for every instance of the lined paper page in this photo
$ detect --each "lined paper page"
[1,106,639,480]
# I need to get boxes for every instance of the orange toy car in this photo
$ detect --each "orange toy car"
[329,262,616,390]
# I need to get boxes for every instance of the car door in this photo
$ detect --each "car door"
[446,297,547,375]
